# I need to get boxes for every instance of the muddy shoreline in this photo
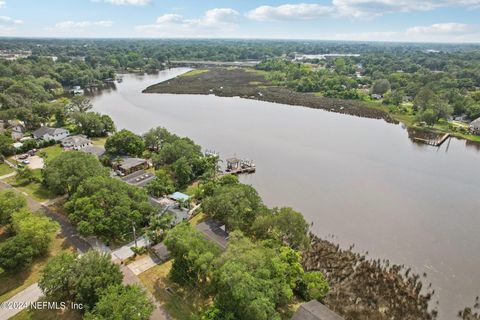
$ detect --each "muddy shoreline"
[303,235,437,320]
[143,68,396,123]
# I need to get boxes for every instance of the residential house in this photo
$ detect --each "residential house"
[291,300,344,320]
[80,145,106,158]
[33,127,70,141]
[470,117,480,135]
[8,120,26,141]
[113,156,148,175]
[196,220,229,250]
[61,134,91,150]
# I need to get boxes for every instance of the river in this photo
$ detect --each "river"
[91,68,480,319]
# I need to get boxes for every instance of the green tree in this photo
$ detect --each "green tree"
[0,134,14,156]
[105,129,145,157]
[371,79,391,95]
[0,236,35,271]
[164,223,221,285]
[71,112,116,137]
[11,209,59,256]
[84,285,154,320]
[146,169,175,197]
[42,151,108,195]
[252,207,310,250]
[202,183,265,233]
[211,233,309,320]
[0,190,26,225]
[67,96,93,113]
[0,210,58,271]
[152,138,201,167]
[65,176,155,241]
[172,156,193,188]
[296,271,329,301]
[39,250,123,310]
[143,126,176,151]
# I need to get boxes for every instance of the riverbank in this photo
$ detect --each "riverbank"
[143,68,396,123]
[143,67,480,144]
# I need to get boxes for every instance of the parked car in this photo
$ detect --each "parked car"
[21,160,30,165]
[18,154,28,160]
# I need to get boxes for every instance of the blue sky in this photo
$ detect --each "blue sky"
[0,0,479,42]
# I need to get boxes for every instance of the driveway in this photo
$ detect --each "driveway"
[0,284,43,320]
[26,156,44,170]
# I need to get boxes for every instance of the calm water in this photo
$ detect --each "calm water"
[91,69,480,319]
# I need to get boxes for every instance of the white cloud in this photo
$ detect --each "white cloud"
[0,16,23,25]
[333,23,479,42]
[247,1,480,20]
[52,20,113,30]
[407,23,474,34]
[92,0,151,5]
[136,8,239,37]
[246,3,334,21]
[0,1,5,8]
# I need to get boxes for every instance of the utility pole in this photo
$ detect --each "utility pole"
[131,220,137,248]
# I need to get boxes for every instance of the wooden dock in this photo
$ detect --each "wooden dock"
[225,157,256,175]
[413,133,450,147]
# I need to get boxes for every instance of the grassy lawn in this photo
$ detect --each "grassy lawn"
[189,212,206,226]
[0,163,14,176]
[91,137,107,146]
[139,261,210,320]
[5,169,55,203]
[180,69,209,77]
[38,145,63,161]
[0,235,75,303]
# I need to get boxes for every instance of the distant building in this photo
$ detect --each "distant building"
[470,117,480,135]
[33,127,69,141]
[291,300,344,320]
[113,156,148,175]
[70,86,84,95]
[61,134,91,150]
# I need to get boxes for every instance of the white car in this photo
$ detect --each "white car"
[21,160,30,165]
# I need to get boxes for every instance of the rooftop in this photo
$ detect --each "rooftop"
[81,145,106,157]
[117,157,147,170]
[33,126,68,137]
[169,192,190,202]
[291,300,344,320]
[196,219,228,250]
[61,134,91,147]
[122,170,155,188]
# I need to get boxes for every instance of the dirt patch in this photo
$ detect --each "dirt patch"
[144,68,395,123]
[302,235,437,320]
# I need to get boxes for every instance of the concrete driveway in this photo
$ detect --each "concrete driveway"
[26,156,44,170]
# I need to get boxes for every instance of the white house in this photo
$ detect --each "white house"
[33,127,70,141]
[470,117,480,135]
[61,134,91,150]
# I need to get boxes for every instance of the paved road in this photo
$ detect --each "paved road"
[0,284,42,320]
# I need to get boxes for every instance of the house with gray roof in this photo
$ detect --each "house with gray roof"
[61,134,91,150]
[113,156,148,175]
[33,127,69,141]
[80,145,106,158]
[291,300,344,320]
[470,117,480,135]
